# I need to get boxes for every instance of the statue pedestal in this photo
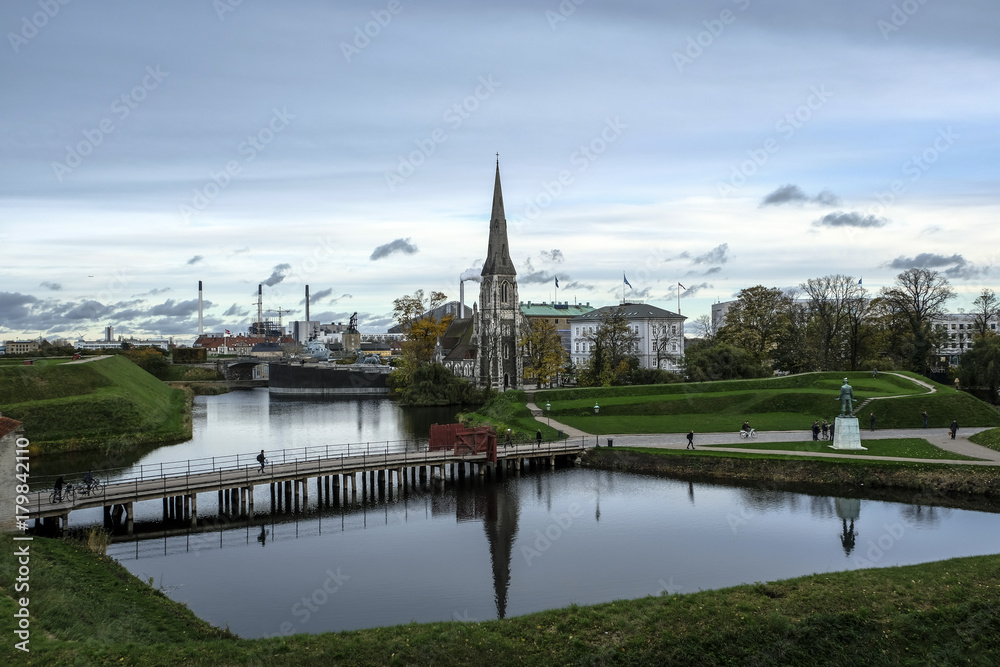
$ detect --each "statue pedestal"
[830,416,866,450]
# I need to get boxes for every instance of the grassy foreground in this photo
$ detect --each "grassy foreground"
[0,356,189,454]
[2,531,999,666]
[537,372,1000,434]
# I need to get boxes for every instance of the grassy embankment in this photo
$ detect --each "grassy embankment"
[971,427,1000,453]
[459,390,563,442]
[536,371,1000,435]
[0,356,189,454]
[702,438,983,460]
[1,531,998,665]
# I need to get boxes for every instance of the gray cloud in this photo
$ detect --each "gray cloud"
[693,243,729,265]
[813,211,888,228]
[40,281,62,291]
[370,238,418,261]
[539,249,565,263]
[678,282,712,297]
[149,299,209,317]
[262,263,291,287]
[186,255,204,265]
[305,287,334,304]
[761,184,842,207]
[223,303,249,317]
[886,252,987,279]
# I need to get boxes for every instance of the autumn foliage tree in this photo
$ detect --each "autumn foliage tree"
[520,319,567,389]
[388,289,452,392]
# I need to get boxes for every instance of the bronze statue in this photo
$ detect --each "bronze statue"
[837,378,855,416]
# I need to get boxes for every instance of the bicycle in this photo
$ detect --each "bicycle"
[77,477,102,497]
[49,484,76,504]
[739,428,757,439]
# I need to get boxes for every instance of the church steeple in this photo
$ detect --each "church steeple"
[481,159,515,276]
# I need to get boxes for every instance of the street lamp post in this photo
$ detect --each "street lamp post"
[545,402,551,429]
[594,402,600,447]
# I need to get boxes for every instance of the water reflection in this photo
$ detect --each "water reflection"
[101,469,1000,638]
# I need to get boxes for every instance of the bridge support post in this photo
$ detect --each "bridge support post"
[269,483,276,513]
[550,456,556,469]
[299,478,307,506]
[189,494,198,527]
[124,502,133,536]
[247,487,254,514]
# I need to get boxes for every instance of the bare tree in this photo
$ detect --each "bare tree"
[969,288,1000,340]
[880,268,955,372]
[800,274,863,369]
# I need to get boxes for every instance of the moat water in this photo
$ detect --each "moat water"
[45,390,1000,638]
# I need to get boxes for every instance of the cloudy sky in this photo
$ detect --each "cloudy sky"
[2,0,998,342]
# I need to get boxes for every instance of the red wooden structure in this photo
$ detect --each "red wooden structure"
[429,423,498,463]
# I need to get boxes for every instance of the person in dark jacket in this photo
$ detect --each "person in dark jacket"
[686,430,695,449]
[869,413,876,432]
[536,429,542,448]
[812,421,820,441]
[950,419,959,440]
[257,449,266,473]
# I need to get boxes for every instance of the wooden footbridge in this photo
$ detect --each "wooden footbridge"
[27,437,588,535]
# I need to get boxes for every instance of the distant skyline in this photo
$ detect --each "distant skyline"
[2,1,998,342]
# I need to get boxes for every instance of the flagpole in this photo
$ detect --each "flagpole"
[677,282,680,315]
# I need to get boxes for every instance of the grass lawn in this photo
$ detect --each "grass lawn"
[970,427,1000,453]
[3,531,999,665]
[536,372,1000,434]
[703,437,985,461]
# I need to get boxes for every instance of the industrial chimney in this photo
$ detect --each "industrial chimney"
[459,278,464,318]
[198,280,204,335]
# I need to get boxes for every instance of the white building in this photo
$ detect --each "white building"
[933,313,999,365]
[569,303,686,373]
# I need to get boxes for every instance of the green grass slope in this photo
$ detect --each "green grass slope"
[0,355,189,453]
[2,532,998,666]
[537,372,1000,434]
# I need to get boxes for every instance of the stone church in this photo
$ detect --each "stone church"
[435,161,527,390]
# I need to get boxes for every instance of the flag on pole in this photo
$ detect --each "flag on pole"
[678,282,687,291]
[555,276,559,288]
[225,329,231,335]
[623,273,632,289]
[858,278,863,285]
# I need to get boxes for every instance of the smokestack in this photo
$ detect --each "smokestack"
[305,285,310,325]
[459,278,465,318]
[198,280,204,336]
[257,284,263,340]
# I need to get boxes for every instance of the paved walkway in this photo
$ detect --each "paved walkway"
[525,396,1000,466]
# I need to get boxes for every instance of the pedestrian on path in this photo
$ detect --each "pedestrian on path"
[686,430,695,449]
[536,428,542,448]
[812,421,820,441]
[922,411,929,428]
[257,449,266,474]
[821,420,829,440]
[950,419,959,440]
[869,413,876,432]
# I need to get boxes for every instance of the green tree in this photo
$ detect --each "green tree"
[800,274,863,369]
[578,307,639,386]
[520,319,567,389]
[717,285,793,364]
[123,347,170,379]
[957,335,1000,401]
[880,268,955,372]
[682,342,769,382]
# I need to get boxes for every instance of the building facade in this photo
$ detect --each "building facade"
[933,313,999,366]
[520,301,595,356]
[570,303,686,372]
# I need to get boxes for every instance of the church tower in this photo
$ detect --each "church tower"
[477,160,522,390]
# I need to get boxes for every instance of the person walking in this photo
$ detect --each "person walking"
[257,449,266,474]
[922,411,929,428]
[950,419,959,440]
[869,413,876,432]
[686,430,695,449]
[812,421,820,441]
[821,420,829,440]
[536,428,542,448]
[504,429,512,448]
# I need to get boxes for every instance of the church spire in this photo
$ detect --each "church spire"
[481,159,515,276]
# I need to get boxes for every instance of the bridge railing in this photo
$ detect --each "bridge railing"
[27,436,589,514]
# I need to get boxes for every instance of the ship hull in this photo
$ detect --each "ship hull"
[268,363,390,396]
